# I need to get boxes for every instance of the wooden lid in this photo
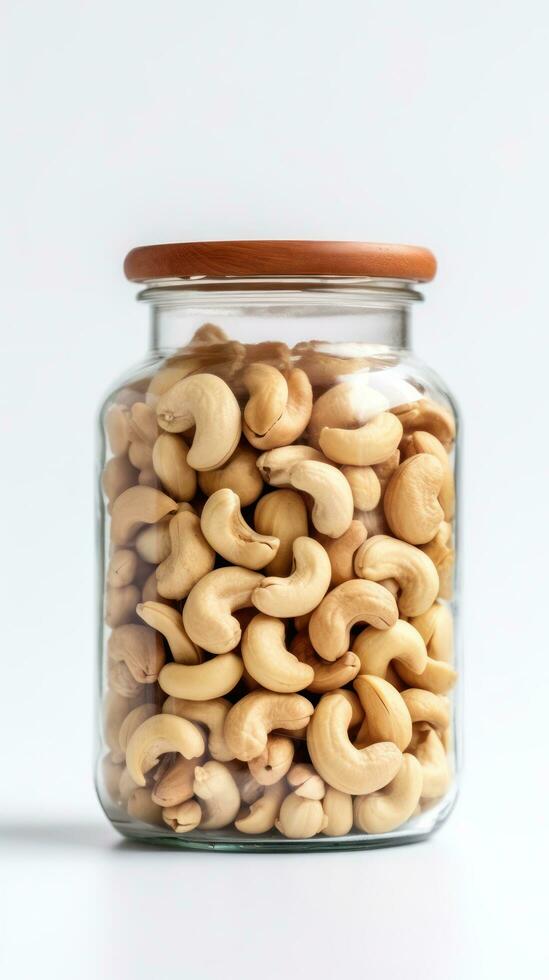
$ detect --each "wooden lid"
[124,240,436,283]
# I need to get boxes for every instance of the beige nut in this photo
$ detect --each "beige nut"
[107,659,144,699]
[108,624,165,684]
[242,614,314,693]
[136,601,201,665]
[352,619,428,679]
[128,439,154,471]
[401,689,451,731]
[341,465,381,512]
[256,445,327,486]
[200,489,280,570]
[162,696,233,761]
[412,727,451,799]
[254,490,309,576]
[290,630,361,693]
[156,510,215,600]
[183,566,264,654]
[235,781,286,834]
[127,788,164,826]
[395,653,457,695]
[289,460,353,538]
[421,523,454,599]
[135,519,171,564]
[198,443,263,507]
[322,787,354,837]
[411,602,453,663]
[193,761,241,830]
[275,793,327,839]
[373,450,401,494]
[320,412,403,466]
[308,380,388,448]
[392,398,455,450]
[110,486,178,546]
[156,373,242,470]
[107,549,139,588]
[251,537,331,617]
[242,363,289,436]
[128,401,158,447]
[354,534,439,617]
[308,579,398,662]
[118,703,158,757]
[353,674,412,751]
[307,691,402,795]
[243,368,313,450]
[315,520,368,588]
[102,455,138,508]
[151,756,199,807]
[287,763,326,800]
[125,713,205,786]
[159,654,243,701]
[224,691,314,761]
[105,403,131,456]
[163,799,202,833]
[353,753,423,833]
[384,454,444,545]
[137,467,158,487]
[248,734,295,785]
[151,432,197,502]
[400,431,455,521]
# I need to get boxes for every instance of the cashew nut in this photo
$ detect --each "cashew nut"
[315,520,368,587]
[163,799,202,833]
[156,510,215,600]
[242,363,289,436]
[384,454,444,545]
[319,412,403,467]
[256,445,326,486]
[183,566,264,654]
[159,654,243,701]
[193,761,241,830]
[254,489,309,575]
[110,485,178,546]
[224,691,314,761]
[341,465,381,511]
[308,579,399,662]
[200,489,280,569]
[353,753,423,833]
[128,439,153,471]
[289,460,353,538]
[287,763,325,800]
[353,674,412,751]
[392,398,455,450]
[235,781,286,834]
[152,432,197,502]
[251,537,331,617]
[275,793,327,839]
[412,727,451,798]
[135,519,171,564]
[307,691,402,795]
[125,713,205,786]
[322,787,354,837]
[107,658,144,699]
[354,534,439,617]
[248,734,295,785]
[162,695,234,761]
[151,756,200,807]
[411,602,453,663]
[290,630,361,693]
[352,619,428,679]
[401,689,451,731]
[421,523,454,599]
[308,380,388,448]
[400,430,455,521]
[108,624,165,684]
[198,443,264,506]
[242,614,314,693]
[107,548,139,588]
[136,601,201,665]
[118,703,158,757]
[395,653,457,695]
[243,368,313,450]
[102,455,138,508]
[156,373,242,470]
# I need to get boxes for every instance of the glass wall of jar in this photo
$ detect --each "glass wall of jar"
[96,242,460,851]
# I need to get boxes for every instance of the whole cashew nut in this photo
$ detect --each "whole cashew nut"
[254,490,308,576]
[289,460,354,538]
[352,619,428,679]
[156,510,215,600]
[401,689,451,731]
[156,373,242,470]
[256,445,327,486]
[251,537,331,617]
[242,363,289,436]
[198,443,264,506]
[354,534,439,617]
[162,695,234,761]
[242,614,315,693]
[319,412,403,467]
[110,486,178,546]
[248,734,295,785]
[183,566,264,654]
[125,713,205,786]
[235,781,286,834]
[200,488,280,570]
[392,398,455,450]
[159,654,244,701]
[136,601,201,665]
[353,674,412,751]
[308,579,399,662]
[243,368,313,450]
[353,753,423,833]
[224,691,314,761]
[384,454,444,545]
[193,760,241,830]
[400,430,455,521]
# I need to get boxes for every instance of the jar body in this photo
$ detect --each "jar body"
[96,282,460,850]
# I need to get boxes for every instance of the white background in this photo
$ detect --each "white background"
[1,1,548,977]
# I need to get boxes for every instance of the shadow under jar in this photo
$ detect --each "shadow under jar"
[96,240,460,851]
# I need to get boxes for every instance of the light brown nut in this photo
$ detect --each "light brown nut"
[193,761,241,830]
[308,579,398,662]
[401,689,451,731]
[256,445,327,487]
[110,486,178,546]
[352,619,427,680]
[242,614,314,693]
[353,753,423,833]
[107,549,139,588]
[384,454,444,545]
[155,511,215,600]
[106,404,130,455]
[151,756,200,807]
[151,432,197,502]
[287,763,326,800]
[421,524,454,599]
[108,624,165,684]
[241,341,291,373]
[125,713,205,786]
[136,601,201,665]
[307,380,388,448]
[275,793,327,838]
[200,489,279,570]
[251,537,331,617]
[320,412,403,467]
[322,787,354,837]
[395,653,457,695]
[105,584,140,628]
[135,519,171,564]
[342,465,381,512]
[353,675,412,751]
[291,631,361,693]
[137,468,159,488]
[242,368,313,450]
[191,323,229,345]
[156,373,242,470]
[128,401,158,446]
[307,691,402,795]
[400,431,455,521]
[162,799,202,833]
[128,439,154,471]
[102,455,138,507]
[107,659,144,699]
[183,566,264,654]
[242,363,289,436]
[162,696,233,761]
[141,570,164,604]
[410,602,453,663]
[289,460,353,538]
[315,520,368,587]
[248,735,295,785]
[118,704,158,757]
[198,443,263,506]
[392,398,455,450]
[354,534,439,617]
[412,727,451,799]
[224,691,314,762]
[235,781,286,834]
[254,490,309,576]
[127,788,164,826]
[159,654,243,701]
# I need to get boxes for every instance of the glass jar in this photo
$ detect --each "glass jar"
[96,241,460,851]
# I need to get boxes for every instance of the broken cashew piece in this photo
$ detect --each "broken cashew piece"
[224,691,314,761]
[242,614,315,693]
[193,761,241,830]
[125,713,205,786]
[162,696,234,761]
[200,488,280,570]
[159,654,244,701]
[251,536,331,617]
[183,566,264,654]
[156,373,242,470]
[354,534,439,617]
[353,753,423,833]
[289,460,354,538]
[287,763,325,800]
[309,579,399,662]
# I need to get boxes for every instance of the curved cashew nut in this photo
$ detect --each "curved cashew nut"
[162,696,233,761]
[395,654,457,695]
[412,727,451,798]
[156,510,215,600]
[243,368,313,450]
[322,787,354,837]
[108,624,165,684]
[242,614,314,693]
[107,549,138,588]
[315,520,368,587]
[198,443,264,506]
[125,713,205,786]
[287,763,325,800]
[183,566,264,654]
[384,454,444,545]
[151,756,200,807]
[251,537,331,617]
[224,691,314,761]
[353,753,423,833]
[256,445,326,486]
[136,601,201,665]
[248,734,295,785]
[152,432,197,502]
[118,703,158,756]
[235,781,286,834]
[308,380,388,448]
[193,760,241,830]
[163,799,202,833]
[353,674,412,751]
[159,654,243,701]
[290,630,361,693]
[411,602,454,663]
[275,793,327,839]
[254,489,308,575]
[110,486,178,546]
[156,373,242,470]
[306,691,402,795]
[308,579,399,662]
[354,534,439,617]
[242,363,289,436]
[352,619,428,679]
[289,460,353,538]
[341,465,381,511]
[401,430,455,521]
[392,398,455,450]
[319,412,403,466]
[200,489,279,570]
[401,689,450,731]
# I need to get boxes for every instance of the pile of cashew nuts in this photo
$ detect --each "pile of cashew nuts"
[101,324,457,841]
